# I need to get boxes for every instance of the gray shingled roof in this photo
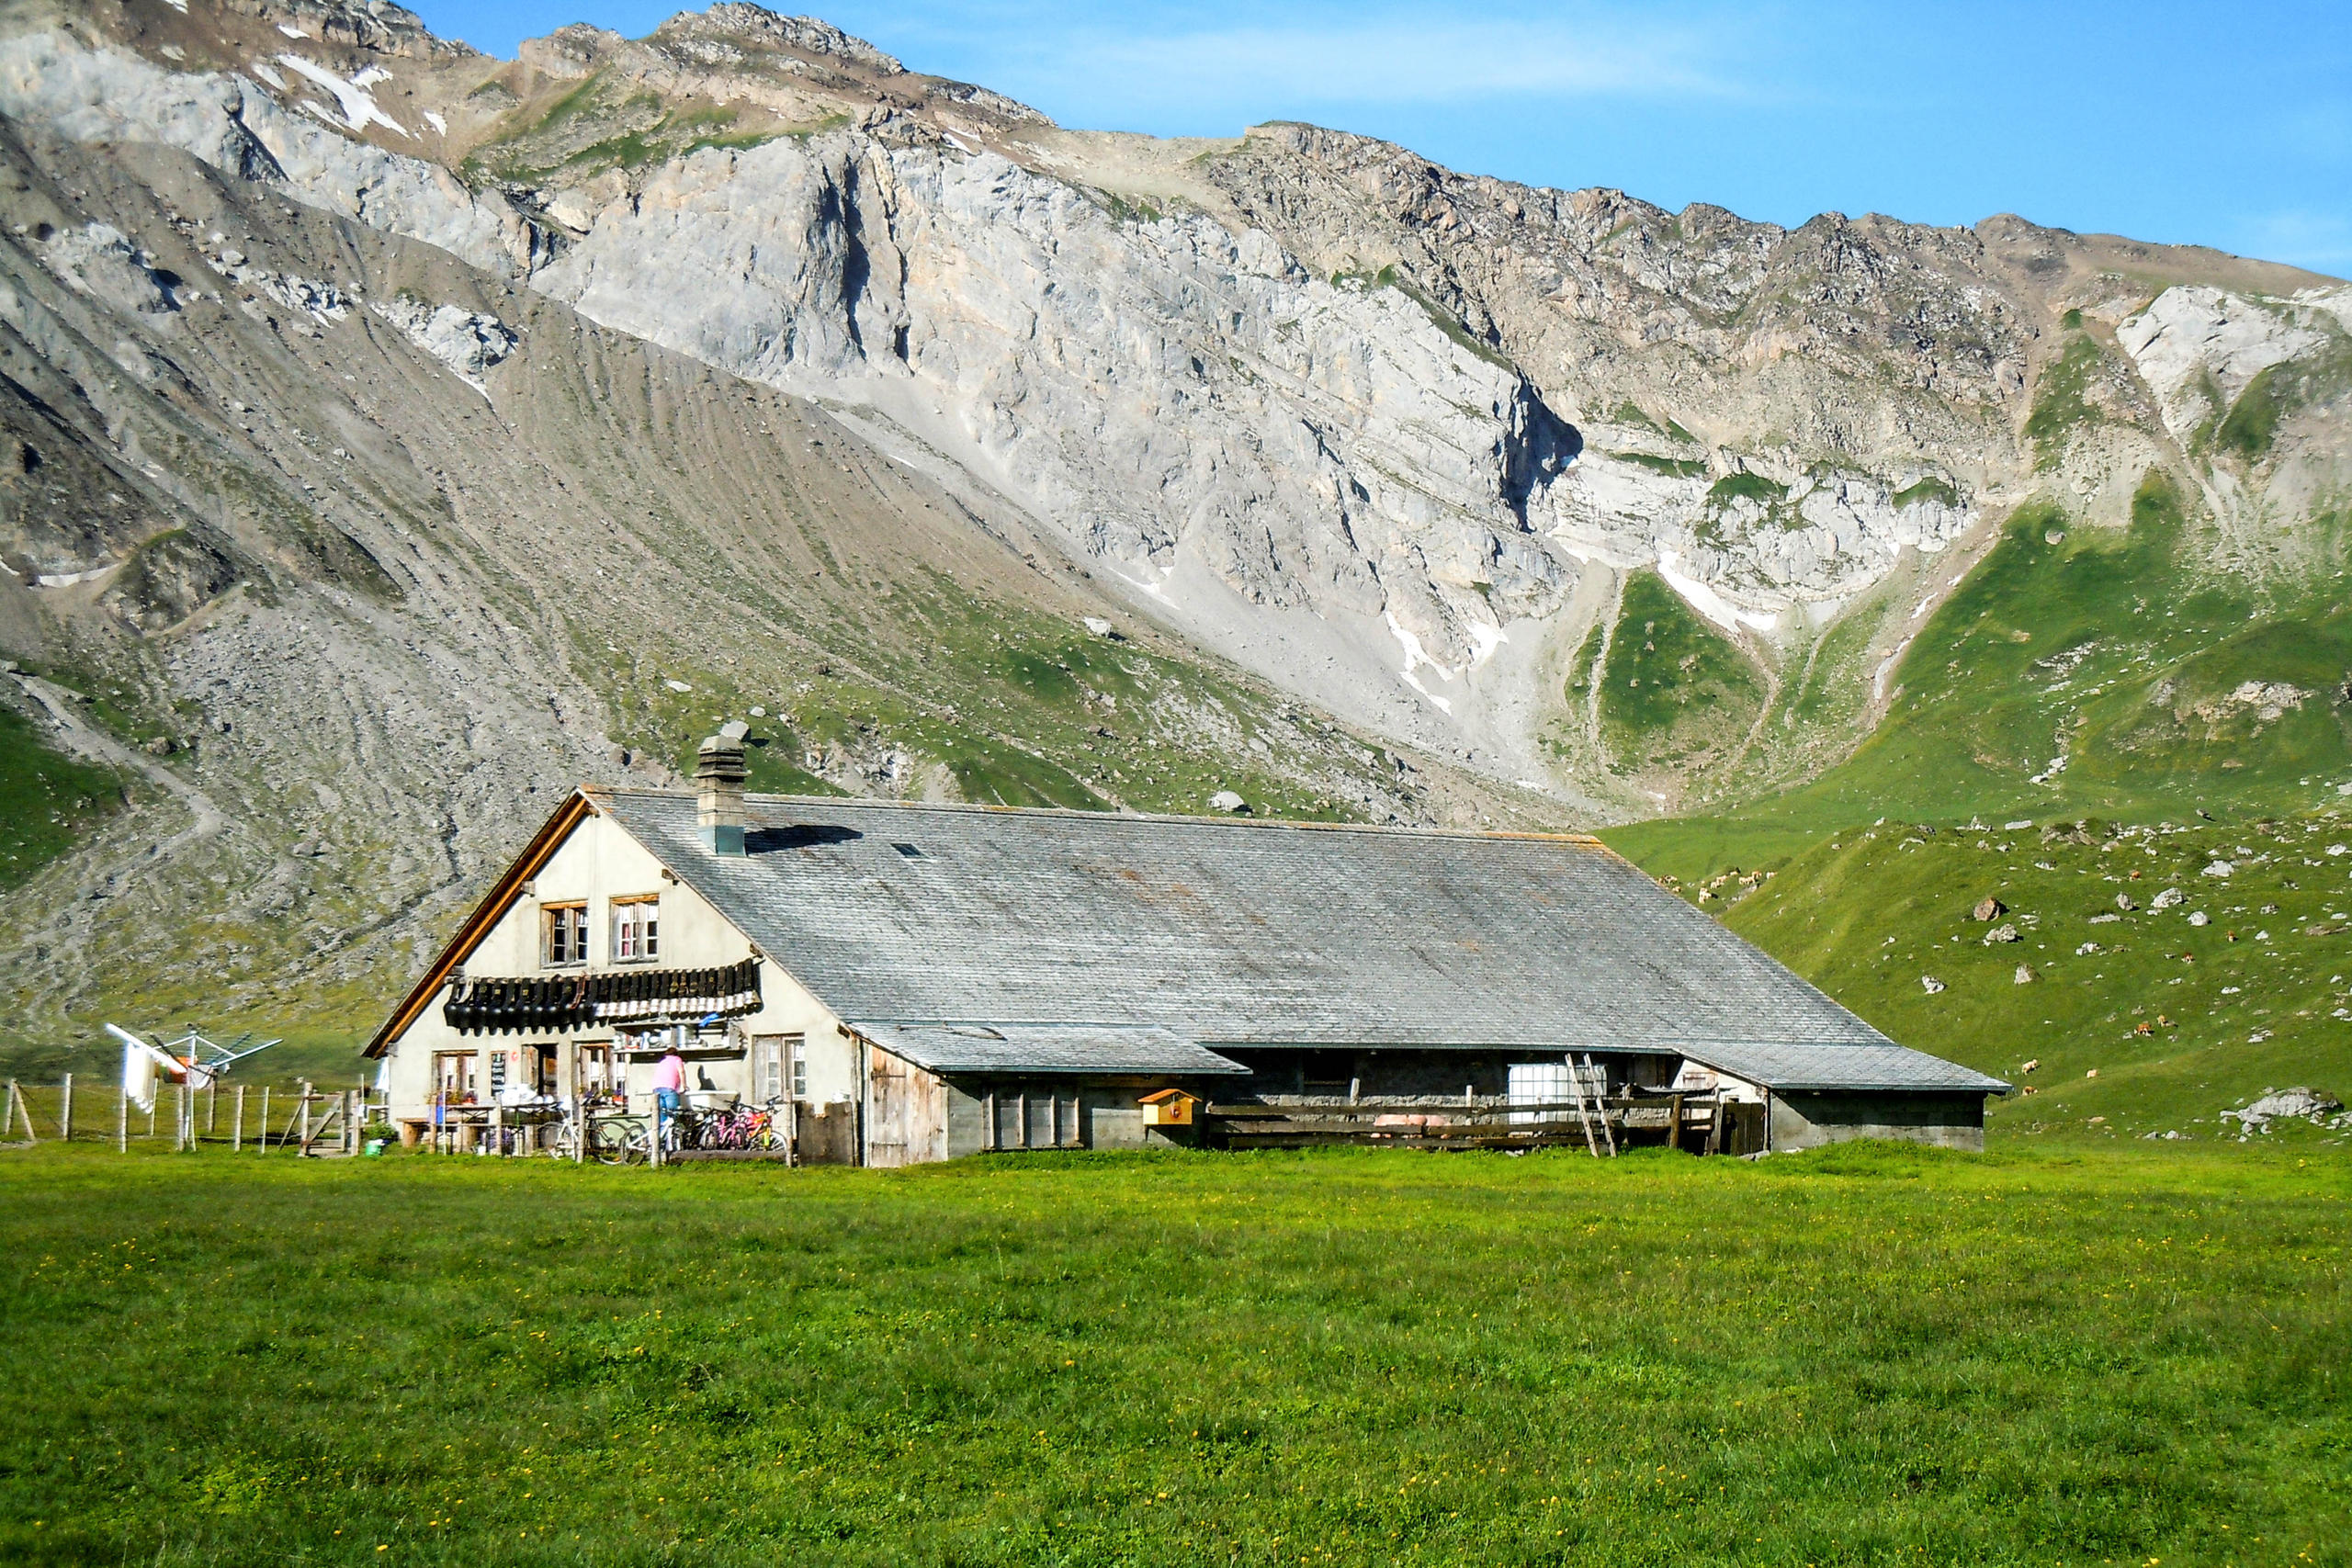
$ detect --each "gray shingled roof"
[594,791,2006,1095]
[846,1023,1250,1077]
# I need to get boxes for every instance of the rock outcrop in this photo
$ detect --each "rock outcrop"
[0,0,2347,1054]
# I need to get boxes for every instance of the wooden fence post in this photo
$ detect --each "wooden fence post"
[258,1087,271,1152]
[175,1081,189,1152]
[59,1073,73,1143]
[207,1080,218,1135]
[233,1086,245,1154]
[2,1078,13,1140]
[116,1084,129,1154]
[298,1082,311,1151]
[3,1080,35,1145]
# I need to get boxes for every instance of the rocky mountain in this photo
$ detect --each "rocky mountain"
[0,0,2346,1060]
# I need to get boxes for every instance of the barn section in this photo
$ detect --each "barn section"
[853,1024,1251,1165]
[366,741,2003,1160]
[574,780,2004,1156]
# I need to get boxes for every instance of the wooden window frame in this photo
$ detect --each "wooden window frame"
[541,901,589,968]
[609,894,661,964]
[752,1033,800,1106]
[432,1050,479,1104]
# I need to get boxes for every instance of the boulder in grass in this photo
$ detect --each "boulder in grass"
[1972,896,2007,921]
[2223,1088,2343,1130]
[1208,790,1248,814]
[2152,886,2184,909]
[1984,923,2020,944]
[1920,976,1947,994]
[2015,964,2038,985]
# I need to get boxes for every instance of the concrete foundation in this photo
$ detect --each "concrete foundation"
[1770,1090,1986,1153]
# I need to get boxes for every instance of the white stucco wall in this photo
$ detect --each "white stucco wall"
[376,800,859,1122]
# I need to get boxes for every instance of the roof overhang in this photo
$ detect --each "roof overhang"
[363,789,599,1058]
[846,1021,1252,1077]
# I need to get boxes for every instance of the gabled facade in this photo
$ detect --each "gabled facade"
[368,739,2007,1162]
[367,792,872,1156]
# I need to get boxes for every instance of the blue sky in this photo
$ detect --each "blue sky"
[408,1,2352,276]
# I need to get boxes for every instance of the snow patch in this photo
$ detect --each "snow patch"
[423,110,447,136]
[249,61,288,90]
[276,22,309,38]
[1384,612,1456,714]
[35,567,112,587]
[1656,549,1780,633]
[1464,619,1507,669]
[277,53,410,138]
[157,0,188,12]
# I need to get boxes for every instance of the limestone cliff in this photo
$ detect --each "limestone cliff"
[0,0,2346,1053]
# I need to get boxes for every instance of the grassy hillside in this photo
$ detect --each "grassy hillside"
[0,703,126,893]
[1604,474,2352,1134]
[1611,474,2352,885]
[1713,810,2352,1141]
[2,1144,2345,1565]
[1566,570,1765,790]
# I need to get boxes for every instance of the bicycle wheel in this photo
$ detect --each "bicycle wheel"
[590,1117,648,1166]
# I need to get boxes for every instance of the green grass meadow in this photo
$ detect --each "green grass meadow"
[1,1143,2345,1566]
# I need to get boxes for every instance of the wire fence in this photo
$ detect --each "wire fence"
[1,1076,390,1155]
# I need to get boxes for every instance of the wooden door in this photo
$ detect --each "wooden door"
[865,1048,945,1168]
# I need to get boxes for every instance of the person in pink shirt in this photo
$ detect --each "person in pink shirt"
[650,1045,686,1117]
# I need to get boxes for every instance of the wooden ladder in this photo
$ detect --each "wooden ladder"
[1568,1056,1617,1158]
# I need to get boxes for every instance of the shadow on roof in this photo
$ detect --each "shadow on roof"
[747,823,864,852]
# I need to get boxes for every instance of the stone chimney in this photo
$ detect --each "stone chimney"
[695,733,748,856]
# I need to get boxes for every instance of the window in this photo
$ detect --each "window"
[752,1033,805,1104]
[432,1051,478,1104]
[611,895,661,964]
[542,902,588,966]
[577,1043,613,1098]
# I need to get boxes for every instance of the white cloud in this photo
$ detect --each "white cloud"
[1041,16,1736,108]
[2236,209,2352,275]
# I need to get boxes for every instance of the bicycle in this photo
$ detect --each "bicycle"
[695,1102,785,1152]
[586,1111,653,1166]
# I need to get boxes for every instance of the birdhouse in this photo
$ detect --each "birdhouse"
[1138,1089,1198,1126]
